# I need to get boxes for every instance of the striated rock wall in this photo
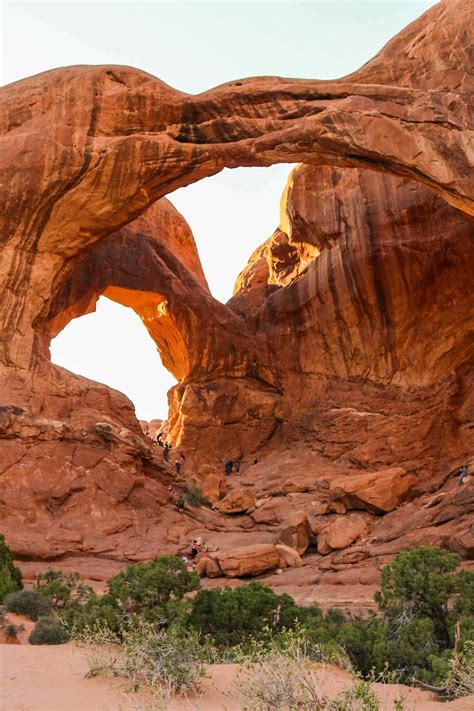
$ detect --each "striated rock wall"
[0,0,473,568]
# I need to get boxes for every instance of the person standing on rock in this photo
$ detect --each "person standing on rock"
[177,496,185,513]
[175,461,181,475]
[235,460,241,474]
[225,460,233,476]
[191,540,199,559]
[179,450,186,460]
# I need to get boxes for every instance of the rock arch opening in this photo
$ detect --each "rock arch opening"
[50,296,176,421]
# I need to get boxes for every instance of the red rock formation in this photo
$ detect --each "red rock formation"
[0,0,473,596]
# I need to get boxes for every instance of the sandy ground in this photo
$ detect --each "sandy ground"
[2,636,474,711]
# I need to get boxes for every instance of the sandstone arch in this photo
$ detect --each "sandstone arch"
[0,0,473,564]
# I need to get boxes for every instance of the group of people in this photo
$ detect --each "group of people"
[154,431,186,473]
[224,458,258,475]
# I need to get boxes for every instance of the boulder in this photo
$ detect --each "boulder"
[330,468,415,513]
[317,515,368,554]
[275,544,303,568]
[200,473,227,504]
[277,511,312,555]
[195,556,223,578]
[216,543,280,577]
[218,488,256,514]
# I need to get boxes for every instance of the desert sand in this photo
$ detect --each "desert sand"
[1,638,473,711]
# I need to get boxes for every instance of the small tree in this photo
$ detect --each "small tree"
[375,547,460,647]
[0,533,22,602]
[35,569,92,608]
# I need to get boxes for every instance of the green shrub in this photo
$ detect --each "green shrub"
[184,485,210,508]
[189,581,302,648]
[4,589,52,621]
[0,534,22,602]
[61,593,125,635]
[29,615,69,645]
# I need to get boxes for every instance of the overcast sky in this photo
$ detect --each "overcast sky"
[2,0,436,420]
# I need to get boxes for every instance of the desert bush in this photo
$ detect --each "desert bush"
[233,631,327,710]
[4,589,52,621]
[184,485,209,508]
[29,615,69,644]
[189,581,302,648]
[80,619,207,698]
[329,679,383,711]
[443,639,474,699]
[0,534,22,602]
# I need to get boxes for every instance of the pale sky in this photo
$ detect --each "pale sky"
[2,0,436,420]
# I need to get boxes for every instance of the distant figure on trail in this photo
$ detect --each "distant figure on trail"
[177,497,185,513]
[179,450,186,460]
[235,461,241,474]
[191,540,199,559]
[225,460,233,476]
[167,484,175,496]
[175,461,181,475]
[458,466,469,485]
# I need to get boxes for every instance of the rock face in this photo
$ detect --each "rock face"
[0,0,473,581]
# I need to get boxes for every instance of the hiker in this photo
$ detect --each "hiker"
[179,450,186,460]
[225,460,233,476]
[177,496,185,513]
[191,540,199,559]
[235,460,241,474]
[458,466,469,485]
[167,484,175,496]
[175,461,181,475]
